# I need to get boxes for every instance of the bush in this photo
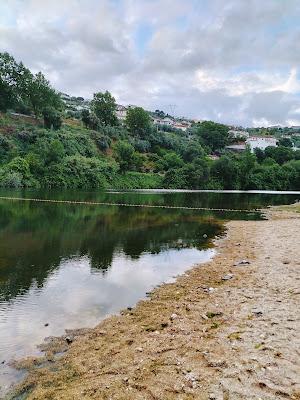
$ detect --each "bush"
[0,171,23,187]
[43,107,62,130]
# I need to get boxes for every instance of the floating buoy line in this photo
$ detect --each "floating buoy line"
[0,196,259,213]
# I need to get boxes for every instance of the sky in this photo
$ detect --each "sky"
[1,0,300,127]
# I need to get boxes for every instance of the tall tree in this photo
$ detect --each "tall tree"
[27,72,63,116]
[195,121,229,152]
[0,52,30,112]
[125,107,151,137]
[0,52,62,116]
[91,91,118,126]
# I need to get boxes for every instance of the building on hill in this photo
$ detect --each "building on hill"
[152,116,174,126]
[173,121,192,131]
[246,136,278,152]
[160,117,174,126]
[60,93,71,101]
[116,105,127,120]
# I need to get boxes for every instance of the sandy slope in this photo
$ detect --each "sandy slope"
[11,209,300,400]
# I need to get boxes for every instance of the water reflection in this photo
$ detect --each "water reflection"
[0,189,298,395]
[0,201,222,303]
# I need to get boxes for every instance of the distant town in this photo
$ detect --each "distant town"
[60,92,300,154]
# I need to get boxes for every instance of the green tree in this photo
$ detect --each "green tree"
[0,52,62,116]
[91,91,118,126]
[163,168,187,189]
[211,156,239,189]
[0,52,30,112]
[182,142,204,162]
[278,137,293,148]
[81,110,100,130]
[114,141,135,172]
[125,107,151,137]
[162,152,184,170]
[27,72,63,116]
[43,107,62,130]
[195,121,229,152]
[265,146,294,165]
[238,149,257,189]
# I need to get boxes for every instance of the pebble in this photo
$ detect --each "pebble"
[170,313,178,321]
[234,259,251,266]
[203,287,215,294]
[65,336,73,344]
[222,274,234,281]
[136,347,143,352]
[252,309,263,316]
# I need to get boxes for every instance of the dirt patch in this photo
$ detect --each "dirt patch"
[9,210,300,400]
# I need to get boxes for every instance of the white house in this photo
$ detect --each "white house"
[116,105,127,120]
[246,136,278,152]
[160,117,174,126]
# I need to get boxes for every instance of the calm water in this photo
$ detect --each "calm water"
[0,189,298,395]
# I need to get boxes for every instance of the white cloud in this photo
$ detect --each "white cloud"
[1,0,300,126]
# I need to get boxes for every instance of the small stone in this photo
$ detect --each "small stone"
[44,323,49,327]
[136,347,143,352]
[222,274,234,281]
[203,234,208,238]
[203,287,215,294]
[170,313,178,321]
[234,259,251,266]
[252,310,263,316]
[65,336,73,344]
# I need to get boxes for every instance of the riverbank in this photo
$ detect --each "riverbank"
[10,205,300,400]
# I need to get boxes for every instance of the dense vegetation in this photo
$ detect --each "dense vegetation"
[0,52,299,190]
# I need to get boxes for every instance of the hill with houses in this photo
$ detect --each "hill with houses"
[0,52,299,191]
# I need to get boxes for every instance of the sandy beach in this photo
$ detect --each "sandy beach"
[11,205,300,400]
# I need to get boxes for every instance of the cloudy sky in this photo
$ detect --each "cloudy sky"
[1,0,300,126]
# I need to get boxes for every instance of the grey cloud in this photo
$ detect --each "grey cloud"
[1,0,300,125]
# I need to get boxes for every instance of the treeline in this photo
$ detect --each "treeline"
[0,52,299,190]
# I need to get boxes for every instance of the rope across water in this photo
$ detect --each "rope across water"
[0,196,258,213]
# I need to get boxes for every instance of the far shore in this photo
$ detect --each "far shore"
[10,203,300,400]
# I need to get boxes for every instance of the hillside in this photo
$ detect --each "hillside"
[0,112,299,191]
[0,51,299,191]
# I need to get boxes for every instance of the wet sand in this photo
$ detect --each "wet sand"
[10,205,300,400]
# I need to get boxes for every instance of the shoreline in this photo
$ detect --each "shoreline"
[9,205,300,400]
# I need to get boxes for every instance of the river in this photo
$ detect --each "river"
[0,189,299,396]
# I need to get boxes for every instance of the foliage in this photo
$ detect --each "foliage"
[194,121,229,151]
[113,140,137,172]
[278,137,293,148]
[91,91,118,126]
[125,107,151,137]
[42,107,62,130]
[0,52,299,191]
[0,52,62,116]
[0,112,299,190]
